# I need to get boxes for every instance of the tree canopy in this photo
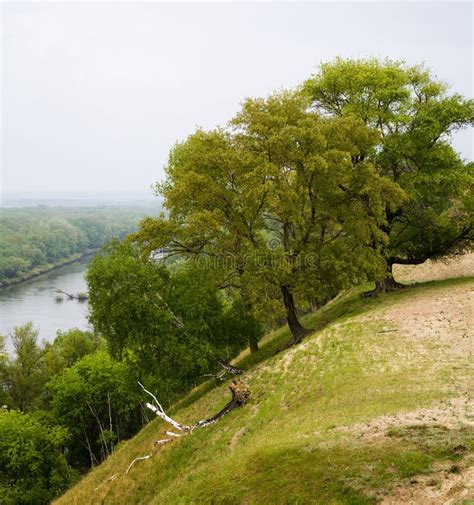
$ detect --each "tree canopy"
[303,58,474,291]
[131,91,404,343]
[87,241,259,397]
[0,410,73,505]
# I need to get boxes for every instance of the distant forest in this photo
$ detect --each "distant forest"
[0,206,158,286]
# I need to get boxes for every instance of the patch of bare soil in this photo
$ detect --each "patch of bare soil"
[380,462,474,505]
[336,398,474,504]
[350,265,474,504]
[229,426,246,452]
[336,397,474,441]
[362,280,473,391]
[394,253,474,284]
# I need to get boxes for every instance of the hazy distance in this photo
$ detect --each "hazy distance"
[1,1,473,203]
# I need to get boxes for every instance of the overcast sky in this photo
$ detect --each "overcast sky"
[1,1,472,199]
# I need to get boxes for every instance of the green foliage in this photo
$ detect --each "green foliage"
[1,323,47,412]
[0,410,74,504]
[0,206,157,286]
[232,92,404,297]
[0,336,8,407]
[303,58,474,272]
[87,241,258,401]
[43,328,105,377]
[0,325,104,411]
[48,350,142,470]
[131,90,404,342]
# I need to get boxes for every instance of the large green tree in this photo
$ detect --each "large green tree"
[303,58,474,292]
[232,92,403,342]
[132,92,403,344]
[131,128,270,351]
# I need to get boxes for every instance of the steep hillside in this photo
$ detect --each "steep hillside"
[56,255,473,505]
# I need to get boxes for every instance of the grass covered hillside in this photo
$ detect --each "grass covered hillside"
[56,255,473,504]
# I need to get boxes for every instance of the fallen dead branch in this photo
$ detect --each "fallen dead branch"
[200,360,245,382]
[125,454,152,475]
[94,473,117,491]
[140,379,250,431]
[126,379,250,478]
[145,402,191,432]
[217,359,243,375]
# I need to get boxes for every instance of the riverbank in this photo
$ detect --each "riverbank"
[0,249,98,289]
[0,258,91,350]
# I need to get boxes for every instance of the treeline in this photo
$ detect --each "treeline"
[0,206,159,286]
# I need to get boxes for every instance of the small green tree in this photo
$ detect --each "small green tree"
[2,323,47,411]
[0,335,8,407]
[43,328,105,377]
[48,350,141,470]
[0,410,73,505]
[303,58,474,292]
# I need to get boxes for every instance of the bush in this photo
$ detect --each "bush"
[0,410,74,505]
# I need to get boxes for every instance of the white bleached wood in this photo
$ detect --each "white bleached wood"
[126,454,151,475]
[145,402,190,432]
[138,381,164,414]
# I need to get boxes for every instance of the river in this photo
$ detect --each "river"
[0,258,91,352]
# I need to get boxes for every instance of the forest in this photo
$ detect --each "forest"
[0,58,473,504]
[0,206,158,286]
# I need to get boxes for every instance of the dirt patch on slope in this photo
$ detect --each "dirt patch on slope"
[380,463,474,505]
[362,280,473,391]
[394,253,474,284]
[337,397,474,441]
[352,260,474,504]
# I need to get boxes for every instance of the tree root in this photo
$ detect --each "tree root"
[362,278,405,298]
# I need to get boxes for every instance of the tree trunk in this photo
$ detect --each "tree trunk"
[281,285,312,345]
[242,294,259,353]
[363,263,404,297]
[249,334,259,353]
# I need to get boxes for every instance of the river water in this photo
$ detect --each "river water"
[0,258,91,352]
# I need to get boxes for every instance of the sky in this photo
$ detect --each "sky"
[1,1,473,200]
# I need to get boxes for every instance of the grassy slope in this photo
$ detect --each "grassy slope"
[56,274,474,505]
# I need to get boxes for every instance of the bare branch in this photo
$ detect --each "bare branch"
[125,454,152,475]
[94,474,117,491]
[217,359,243,375]
[138,381,164,414]
[145,402,191,432]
